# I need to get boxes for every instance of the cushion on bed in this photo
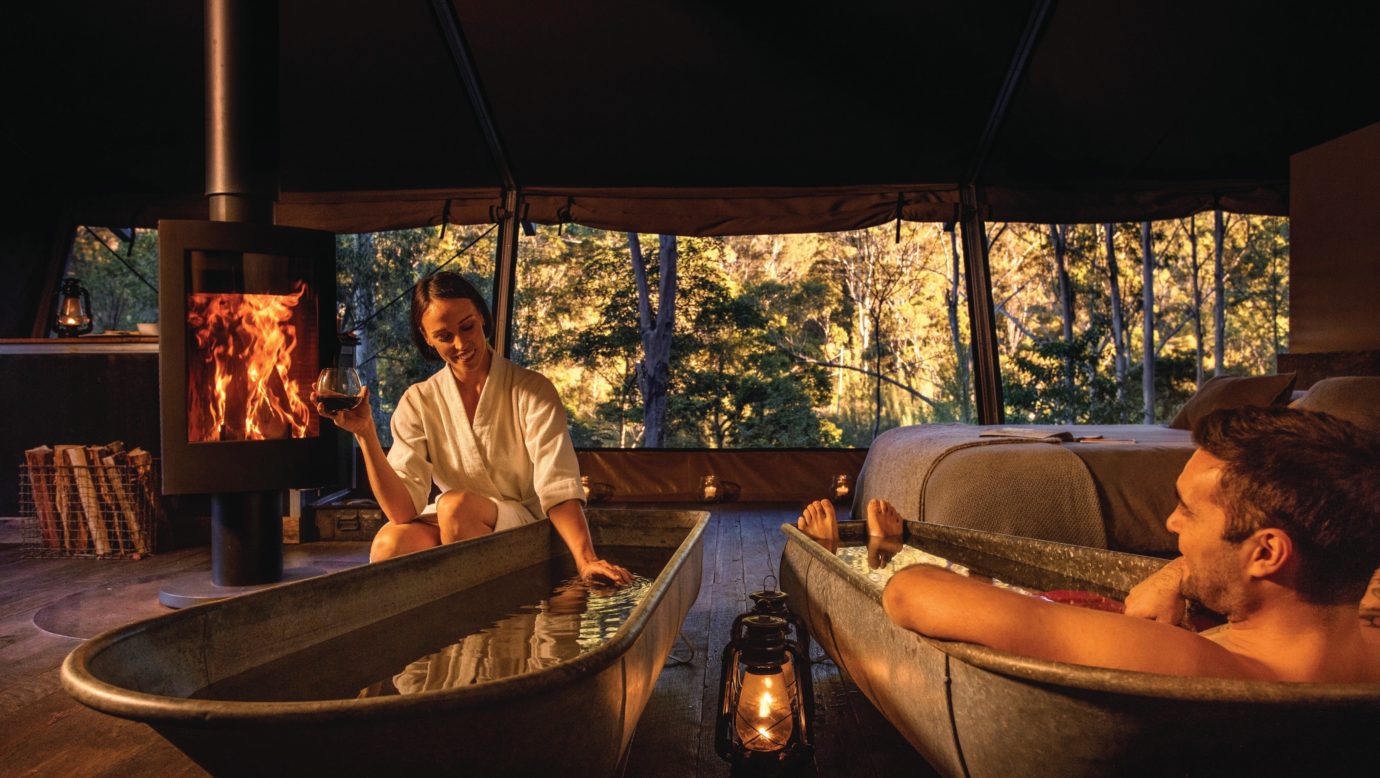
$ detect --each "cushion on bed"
[1289,377,1380,433]
[1168,373,1297,431]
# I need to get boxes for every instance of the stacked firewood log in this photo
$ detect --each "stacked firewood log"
[22,442,161,557]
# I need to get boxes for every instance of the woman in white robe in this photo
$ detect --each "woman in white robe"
[318,272,631,584]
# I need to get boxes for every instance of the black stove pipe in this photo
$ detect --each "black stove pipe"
[205,0,282,586]
[206,0,278,225]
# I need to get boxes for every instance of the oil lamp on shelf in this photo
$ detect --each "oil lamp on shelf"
[715,613,813,769]
[52,276,94,337]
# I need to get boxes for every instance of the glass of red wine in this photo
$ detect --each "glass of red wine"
[315,367,364,413]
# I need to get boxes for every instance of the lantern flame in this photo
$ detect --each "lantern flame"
[735,666,796,752]
[186,281,317,442]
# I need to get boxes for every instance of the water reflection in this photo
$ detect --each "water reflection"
[360,574,655,697]
[834,542,1038,595]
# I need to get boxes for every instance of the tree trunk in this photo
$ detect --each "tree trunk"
[872,310,884,440]
[1213,209,1226,376]
[1141,222,1156,424]
[946,226,971,422]
[628,233,677,447]
[1269,226,1282,372]
[1188,216,1204,386]
[352,232,378,397]
[1049,224,1075,408]
[1104,224,1128,401]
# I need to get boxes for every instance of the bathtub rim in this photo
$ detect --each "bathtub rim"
[61,509,709,724]
[780,521,1380,705]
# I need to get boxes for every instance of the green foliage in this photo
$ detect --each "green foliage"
[334,226,496,446]
[1003,333,1138,424]
[65,228,159,332]
[67,213,1289,448]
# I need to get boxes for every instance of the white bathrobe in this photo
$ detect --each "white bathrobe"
[385,353,585,528]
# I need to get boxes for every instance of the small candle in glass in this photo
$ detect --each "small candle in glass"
[581,475,592,501]
[831,474,852,502]
[703,474,720,502]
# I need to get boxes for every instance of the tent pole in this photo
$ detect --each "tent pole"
[959,186,1004,424]
[429,0,521,357]
[956,0,1052,424]
[491,189,520,358]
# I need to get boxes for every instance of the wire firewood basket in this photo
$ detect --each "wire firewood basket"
[19,443,161,559]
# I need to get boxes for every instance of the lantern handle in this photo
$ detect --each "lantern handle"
[762,574,778,592]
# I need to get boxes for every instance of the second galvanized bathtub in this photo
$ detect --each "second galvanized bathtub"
[62,508,707,776]
[780,520,1380,777]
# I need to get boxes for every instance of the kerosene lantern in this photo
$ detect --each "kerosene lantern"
[744,576,813,665]
[52,276,94,336]
[715,611,813,769]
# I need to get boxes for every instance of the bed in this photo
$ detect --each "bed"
[853,374,1380,555]
[853,424,1192,554]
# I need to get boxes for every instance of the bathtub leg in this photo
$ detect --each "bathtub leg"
[666,631,696,666]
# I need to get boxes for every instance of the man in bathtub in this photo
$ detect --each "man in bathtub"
[797,406,1380,683]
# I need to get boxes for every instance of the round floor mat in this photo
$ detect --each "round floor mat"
[33,549,368,639]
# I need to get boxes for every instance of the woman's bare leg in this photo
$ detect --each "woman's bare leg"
[370,521,442,562]
[435,490,499,544]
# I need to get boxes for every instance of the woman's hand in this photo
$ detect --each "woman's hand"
[313,385,375,438]
[579,558,634,586]
[1124,557,1188,627]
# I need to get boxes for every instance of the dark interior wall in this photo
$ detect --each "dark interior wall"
[0,215,72,338]
[1289,122,1380,353]
[0,352,161,515]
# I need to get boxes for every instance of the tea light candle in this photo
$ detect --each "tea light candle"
[703,475,720,501]
[832,474,851,501]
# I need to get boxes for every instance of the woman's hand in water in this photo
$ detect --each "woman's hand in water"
[312,385,375,438]
[1124,557,1188,627]
[579,558,634,586]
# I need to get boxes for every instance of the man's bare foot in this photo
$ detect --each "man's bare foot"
[797,499,839,542]
[867,499,904,538]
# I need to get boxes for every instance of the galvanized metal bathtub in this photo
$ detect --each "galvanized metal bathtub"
[780,520,1380,777]
[62,508,708,776]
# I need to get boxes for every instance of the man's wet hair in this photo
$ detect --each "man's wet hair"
[410,272,494,362]
[1194,405,1380,604]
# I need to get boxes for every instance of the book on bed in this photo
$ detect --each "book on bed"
[979,428,1136,444]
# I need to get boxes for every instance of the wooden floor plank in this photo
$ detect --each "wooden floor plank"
[692,508,746,778]
[621,510,720,778]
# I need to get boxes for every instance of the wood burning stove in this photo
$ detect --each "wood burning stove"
[159,219,342,589]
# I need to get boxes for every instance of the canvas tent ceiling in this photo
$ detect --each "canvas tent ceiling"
[17,1,1380,236]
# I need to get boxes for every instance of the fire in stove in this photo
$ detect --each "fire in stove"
[159,220,342,497]
[186,281,318,442]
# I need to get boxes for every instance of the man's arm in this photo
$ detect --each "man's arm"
[880,565,1260,679]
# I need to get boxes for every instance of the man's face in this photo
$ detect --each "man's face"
[1165,450,1252,616]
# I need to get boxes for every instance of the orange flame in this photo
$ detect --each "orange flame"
[186,282,317,442]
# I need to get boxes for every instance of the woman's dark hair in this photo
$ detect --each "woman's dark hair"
[409,272,494,361]
[1194,405,1380,604]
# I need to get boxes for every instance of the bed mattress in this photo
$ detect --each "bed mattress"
[855,424,1193,553]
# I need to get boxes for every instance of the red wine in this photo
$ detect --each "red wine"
[317,393,362,412]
